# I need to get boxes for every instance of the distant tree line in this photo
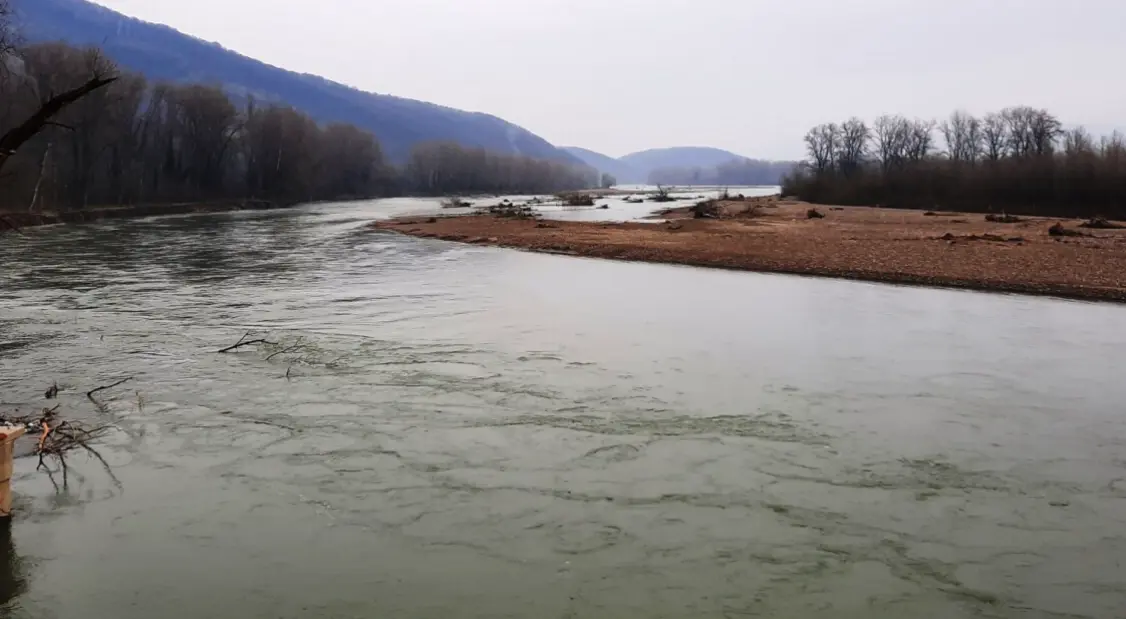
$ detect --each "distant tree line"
[0,39,595,211]
[783,107,1126,218]
[648,158,796,186]
[402,141,595,196]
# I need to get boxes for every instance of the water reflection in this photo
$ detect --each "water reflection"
[0,520,27,608]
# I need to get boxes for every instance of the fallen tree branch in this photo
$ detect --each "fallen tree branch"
[1,400,118,489]
[37,420,50,452]
[86,376,134,399]
[35,420,119,488]
[218,411,297,432]
[0,74,118,176]
[218,330,275,353]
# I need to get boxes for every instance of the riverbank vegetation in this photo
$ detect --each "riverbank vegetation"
[783,108,1126,219]
[0,12,595,212]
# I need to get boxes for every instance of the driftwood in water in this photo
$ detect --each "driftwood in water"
[218,331,277,353]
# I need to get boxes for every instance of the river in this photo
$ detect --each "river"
[1,198,1125,618]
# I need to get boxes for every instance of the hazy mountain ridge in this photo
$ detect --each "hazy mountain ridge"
[564,145,795,185]
[561,147,642,184]
[619,147,748,175]
[14,0,583,164]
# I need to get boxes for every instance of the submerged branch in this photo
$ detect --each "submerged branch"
[218,330,276,353]
[264,344,304,362]
[86,376,134,399]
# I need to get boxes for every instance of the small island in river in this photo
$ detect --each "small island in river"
[372,197,1126,302]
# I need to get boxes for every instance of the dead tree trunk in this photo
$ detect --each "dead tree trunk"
[28,142,51,212]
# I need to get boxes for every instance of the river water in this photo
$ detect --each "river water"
[1,199,1125,618]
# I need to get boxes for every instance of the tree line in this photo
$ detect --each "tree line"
[649,158,796,187]
[783,107,1126,219]
[402,141,594,196]
[0,38,595,211]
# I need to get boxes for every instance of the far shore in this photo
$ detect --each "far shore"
[371,198,1126,303]
[0,199,286,232]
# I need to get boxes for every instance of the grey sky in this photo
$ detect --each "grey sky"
[94,0,1126,159]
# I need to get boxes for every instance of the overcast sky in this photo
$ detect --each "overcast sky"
[92,0,1126,159]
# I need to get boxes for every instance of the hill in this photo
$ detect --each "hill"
[564,146,794,186]
[561,147,643,184]
[619,147,747,175]
[13,0,582,164]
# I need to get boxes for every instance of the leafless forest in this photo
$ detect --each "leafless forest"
[783,108,1126,218]
[0,5,594,212]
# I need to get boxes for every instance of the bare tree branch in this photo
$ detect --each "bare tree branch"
[0,73,118,175]
[217,331,276,353]
[86,376,134,399]
[265,344,304,362]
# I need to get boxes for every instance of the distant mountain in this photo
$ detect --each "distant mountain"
[561,147,643,183]
[619,147,747,174]
[14,0,583,165]
[563,146,792,186]
[648,157,797,186]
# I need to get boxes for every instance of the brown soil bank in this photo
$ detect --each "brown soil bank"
[372,199,1126,302]
[0,199,283,233]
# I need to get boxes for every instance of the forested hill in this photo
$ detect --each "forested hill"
[14,0,581,164]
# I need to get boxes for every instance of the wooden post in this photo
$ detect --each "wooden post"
[0,426,27,519]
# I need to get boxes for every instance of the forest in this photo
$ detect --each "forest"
[783,108,1126,219]
[0,28,595,211]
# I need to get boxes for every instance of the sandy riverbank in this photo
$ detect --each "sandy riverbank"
[371,198,1126,302]
[0,199,283,232]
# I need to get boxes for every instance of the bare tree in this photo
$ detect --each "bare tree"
[905,118,935,162]
[981,112,1007,161]
[784,107,1126,220]
[873,115,910,172]
[1000,106,1062,159]
[941,110,981,164]
[28,141,49,211]
[1102,131,1126,163]
[1002,106,1037,158]
[836,117,869,176]
[0,36,593,211]
[1029,108,1062,156]
[0,43,118,177]
[1063,127,1094,157]
[318,123,387,198]
[803,123,838,172]
[169,84,240,197]
[404,141,593,195]
[965,114,982,163]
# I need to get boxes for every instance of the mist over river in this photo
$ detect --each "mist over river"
[1,198,1125,618]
